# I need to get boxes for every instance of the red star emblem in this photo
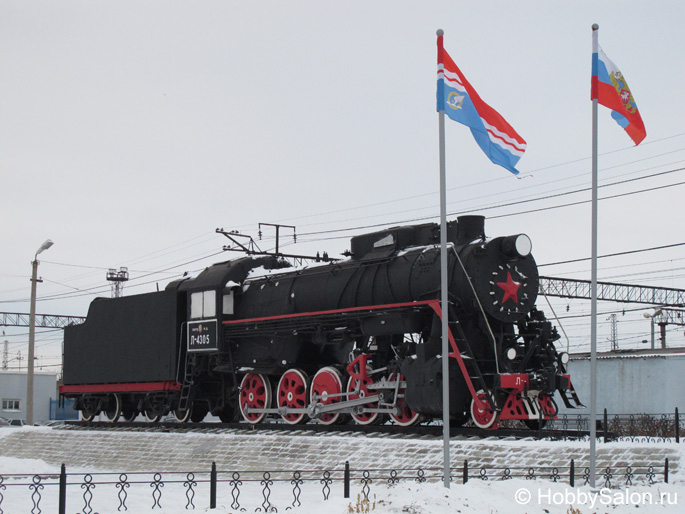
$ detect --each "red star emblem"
[497,272,521,304]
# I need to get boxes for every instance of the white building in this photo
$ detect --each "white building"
[0,371,58,423]
[557,347,685,415]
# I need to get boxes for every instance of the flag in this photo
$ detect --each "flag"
[591,46,646,145]
[437,34,526,175]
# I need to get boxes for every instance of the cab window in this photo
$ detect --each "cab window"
[223,291,234,315]
[190,290,216,319]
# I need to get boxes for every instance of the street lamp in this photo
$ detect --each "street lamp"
[643,308,663,350]
[27,239,53,425]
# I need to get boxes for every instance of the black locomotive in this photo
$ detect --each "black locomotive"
[60,216,581,428]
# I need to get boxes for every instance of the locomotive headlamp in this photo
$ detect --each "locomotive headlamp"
[506,347,517,360]
[559,352,570,365]
[502,234,532,258]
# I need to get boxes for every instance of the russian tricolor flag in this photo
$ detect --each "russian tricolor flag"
[592,46,646,145]
[437,35,526,175]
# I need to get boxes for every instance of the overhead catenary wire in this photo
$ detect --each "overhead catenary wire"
[293,168,685,238]
[271,133,685,226]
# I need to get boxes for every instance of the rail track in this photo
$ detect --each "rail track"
[61,420,595,440]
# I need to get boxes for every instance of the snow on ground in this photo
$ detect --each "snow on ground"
[0,427,684,513]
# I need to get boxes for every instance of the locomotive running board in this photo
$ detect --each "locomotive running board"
[223,299,439,326]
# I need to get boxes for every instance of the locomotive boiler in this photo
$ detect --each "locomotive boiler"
[60,216,581,429]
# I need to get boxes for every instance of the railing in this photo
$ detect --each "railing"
[0,459,672,514]
[546,407,683,442]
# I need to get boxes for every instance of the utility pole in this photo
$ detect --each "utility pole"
[28,239,54,425]
[658,321,667,349]
[2,340,7,370]
[607,313,618,351]
[643,309,663,350]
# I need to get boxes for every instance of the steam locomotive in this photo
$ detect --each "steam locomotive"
[60,216,581,429]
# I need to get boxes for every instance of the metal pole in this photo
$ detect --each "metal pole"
[210,461,217,509]
[27,258,39,426]
[589,23,600,489]
[58,463,67,514]
[659,322,667,349]
[570,459,575,487]
[437,27,451,489]
[675,407,680,443]
[344,461,350,498]
[603,408,608,443]
[650,318,655,350]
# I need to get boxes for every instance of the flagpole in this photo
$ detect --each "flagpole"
[589,22,599,489]
[436,27,451,490]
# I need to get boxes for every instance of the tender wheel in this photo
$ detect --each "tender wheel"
[346,375,380,425]
[104,393,122,422]
[81,409,97,422]
[122,409,138,422]
[174,405,192,423]
[470,390,499,429]
[145,409,163,423]
[239,373,272,424]
[310,367,344,425]
[277,369,309,424]
[388,373,420,426]
[80,397,99,422]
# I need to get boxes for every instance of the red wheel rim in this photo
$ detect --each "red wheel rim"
[239,373,272,424]
[310,367,343,425]
[388,373,420,426]
[277,369,309,424]
[471,391,498,429]
[346,375,379,425]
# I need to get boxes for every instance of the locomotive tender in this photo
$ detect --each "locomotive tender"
[60,216,581,429]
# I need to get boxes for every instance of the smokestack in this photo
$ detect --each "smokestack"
[456,216,485,245]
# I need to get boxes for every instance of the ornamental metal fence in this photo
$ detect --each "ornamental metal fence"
[0,459,672,514]
[545,407,683,443]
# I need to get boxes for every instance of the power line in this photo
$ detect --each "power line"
[274,133,685,225]
[295,167,685,238]
[539,242,685,268]
[290,162,685,232]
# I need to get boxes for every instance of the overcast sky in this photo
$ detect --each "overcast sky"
[2,1,685,371]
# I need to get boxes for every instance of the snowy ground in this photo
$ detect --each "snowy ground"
[0,428,684,513]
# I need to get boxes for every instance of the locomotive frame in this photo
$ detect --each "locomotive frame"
[60,216,582,429]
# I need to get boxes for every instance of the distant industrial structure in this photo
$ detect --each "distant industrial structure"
[106,266,129,298]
